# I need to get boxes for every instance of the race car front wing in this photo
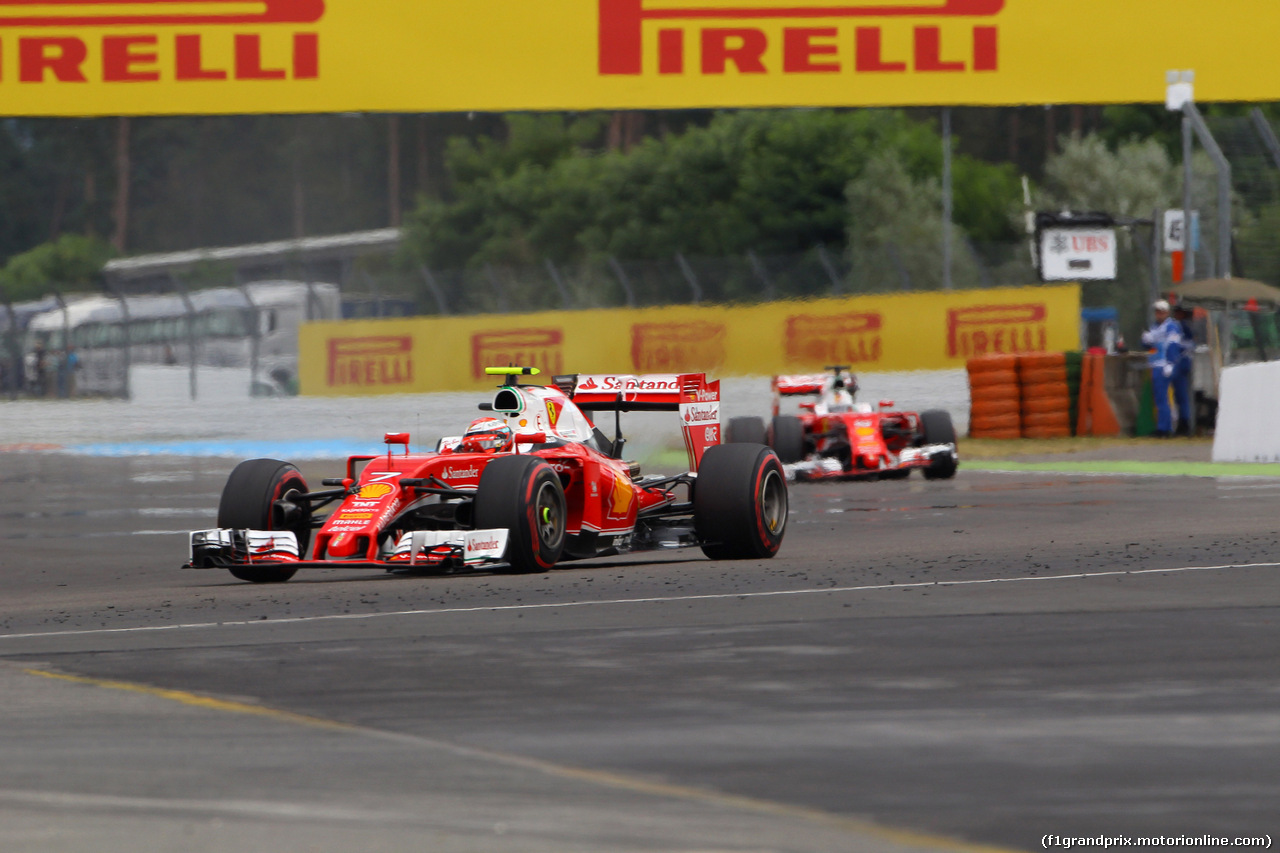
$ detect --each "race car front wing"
[185,528,511,571]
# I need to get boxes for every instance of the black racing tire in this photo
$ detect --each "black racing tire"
[217,458,308,583]
[473,455,566,574]
[694,443,788,560]
[919,410,959,480]
[769,415,806,464]
[726,416,767,445]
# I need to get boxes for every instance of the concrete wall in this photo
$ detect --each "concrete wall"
[1212,361,1280,462]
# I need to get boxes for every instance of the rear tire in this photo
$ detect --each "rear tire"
[726,416,766,445]
[695,444,787,560]
[769,415,806,463]
[217,458,308,583]
[919,410,959,480]
[473,455,566,574]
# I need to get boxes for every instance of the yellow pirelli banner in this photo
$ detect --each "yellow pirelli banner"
[299,283,1080,396]
[0,1,1276,116]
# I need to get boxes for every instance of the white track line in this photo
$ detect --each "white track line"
[1,561,1277,643]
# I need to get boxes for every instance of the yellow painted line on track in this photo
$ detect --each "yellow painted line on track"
[20,666,1022,853]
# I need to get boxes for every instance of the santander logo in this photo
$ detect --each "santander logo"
[682,403,719,423]
[443,466,480,480]
[468,537,502,550]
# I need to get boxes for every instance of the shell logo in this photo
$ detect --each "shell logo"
[357,482,394,500]
[609,472,634,517]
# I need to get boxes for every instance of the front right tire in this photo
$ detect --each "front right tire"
[217,458,309,583]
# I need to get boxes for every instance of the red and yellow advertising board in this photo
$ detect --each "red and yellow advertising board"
[0,1,1276,116]
[299,283,1080,396]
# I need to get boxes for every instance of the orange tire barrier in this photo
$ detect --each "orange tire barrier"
[970,382,1021,404]
[1021,380,1070,401]
[969,369,1019,389]
[1017,352,1066,371]
[970,398,1020,417]
[1019,367,1068,386]
[970,413,1022,432]
[1022,397,1070,416]
[968,355,1023,438]
[967,354,1019,373]
[1023,411,1072,430]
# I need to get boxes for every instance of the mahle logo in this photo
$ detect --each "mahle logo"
[599,0,1004,78]
[0,0,325,84]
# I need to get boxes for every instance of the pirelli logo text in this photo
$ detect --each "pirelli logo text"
[471,329,564,380]
[327,336,414,388]
[599,0,1003,78]
[785,312,882,366]
[947,303,1048,358]
[0,0,324,85]
[630,322,726,373]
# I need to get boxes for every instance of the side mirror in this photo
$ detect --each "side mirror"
[879,400,895,409]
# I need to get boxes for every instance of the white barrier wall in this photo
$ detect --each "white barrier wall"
[1212,361,1280,462]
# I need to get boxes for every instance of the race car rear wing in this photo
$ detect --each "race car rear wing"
[553,373,721,472]
[772,375,828,397]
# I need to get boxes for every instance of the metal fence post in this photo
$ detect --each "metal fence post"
[608,256,636,307]
[418,264,451,314]
[886,243,912,290]
[675,253,702,304]
[1250,107,1280,170]
[816,245,843,294]
[1183,101,1232,280]
[544,258,573,309]
[484,263,509,313]
[171,275,198,401]
[747,250,775,300]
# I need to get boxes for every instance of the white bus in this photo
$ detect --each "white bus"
[25,281,340,397]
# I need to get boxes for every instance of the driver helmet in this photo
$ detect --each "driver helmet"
[823,371,858,412]
[459,417,514,454]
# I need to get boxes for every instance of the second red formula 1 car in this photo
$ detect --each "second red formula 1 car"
[185,368,787,582]
[726,366,958,482]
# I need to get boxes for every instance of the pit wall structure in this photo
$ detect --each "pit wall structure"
[298,284,1080,397]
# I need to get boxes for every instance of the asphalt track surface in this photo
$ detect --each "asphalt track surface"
[2,451,1279,852]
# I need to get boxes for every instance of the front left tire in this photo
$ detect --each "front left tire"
[694,443,788,560]
[473,455,566,574]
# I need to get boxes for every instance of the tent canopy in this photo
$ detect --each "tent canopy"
[1169,278,1280,308]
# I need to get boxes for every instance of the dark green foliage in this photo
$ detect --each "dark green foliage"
[0,234,117,301]
[403,109,1023,274]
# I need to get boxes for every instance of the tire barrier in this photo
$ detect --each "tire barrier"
[967,355,1023,438]
[968,351,1082,440]
[1016,352,1071,439]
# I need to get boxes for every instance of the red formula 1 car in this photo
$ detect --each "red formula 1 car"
[726,366,958,482]
[186,368,788,582]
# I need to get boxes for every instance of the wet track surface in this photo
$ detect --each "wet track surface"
[2,452,1279,851]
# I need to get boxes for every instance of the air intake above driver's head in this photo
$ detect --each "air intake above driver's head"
[493,388,523,414]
